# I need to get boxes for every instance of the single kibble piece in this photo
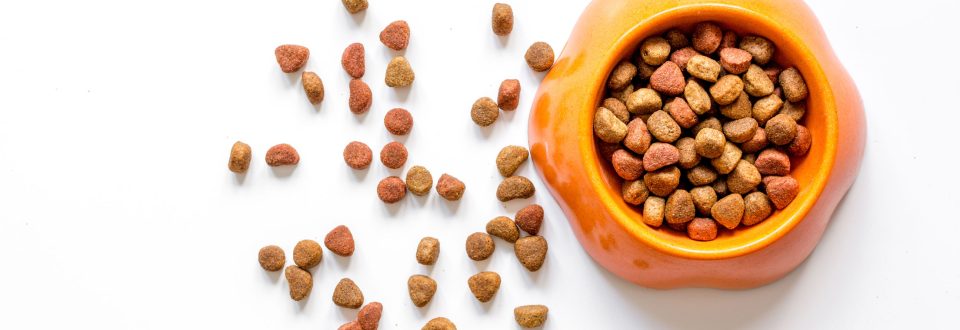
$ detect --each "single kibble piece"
[686,55,721,82]
[380,20,410,50]
[665,189,696,225]
[755,149,791,175]
[779,67,809,102]
[472,97,500,127]
[644,166,681,197]
[384,108,414,135]
[324,225,355,257]
[710,142,742,174]
[642,196,666,227]
[676,137,700,169]
[694,117,722,135]
[406,166,434,196]
[640,37,671,66]
[341,0,368,13]
[341,43,365,78]
[408,275,437,307]
[385,56,415,87]
[436,174,466,201]
[275,44,309,73]
[721,31,738,49]
[612,149,644,180]
[486,216,520,243]
[690,186,718,215]
[711,193,745,229]
[465,232,495,261]
[723,117,759,143]
[377,176,406,203]
[358,302,382,330]
[491,3,514,36]
[516,204,545,235]
[665,29,690,49]
[626,88,662,115]
[422,317,457,330]
[695,128,726,159]
[720,92,752,120]
[687,218,718,241]
[743,64,775,97]
[515,236,548,271]
[752,94,784,125]
[709,75,744,106]
[766,114,798,145]
[787,125,812,156]
[302,71,324,104]
[339,321,360,330]
[765,176,799,209]
[608,61,638,90]
[228,141,252,173]
[685,79,713,114]
[692,22,722,54]
[741,128,769,154]
[349,79,372,114]
[515,305,549,328]
[258,245,285,271]
[293,239,323,268]
[622,179,650,205]
[416,237,440,265]
[343,141,373,170]
[719,47,752,74]
[666,97,698,129]
[764,65,783,82]
[285,266,313,301]
[669,47,699,72]
[498,79,521,111]
[497,145,529,177]
[496,176,535,201]
[643,142,680,171]
[781,101,806,122]
[687,164,718,186]
[743,192,774,226]
[636,62,656,80]
[603,98,630,123]
[649,61,685,96]
[333,278,364,309]
[467,271,501,302]
[712,179,729,197]
[265,143,300,166]
[624,118,652,154]
[727,160,762,194]
[525,42,555,72]
[739,35,775,65]
[647,110,682,143]
[380,142,408,169]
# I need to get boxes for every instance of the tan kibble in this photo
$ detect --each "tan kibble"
[693,117,722,135]
[486,216,520,243]
[642,196,665,227]
[752,94,783,125]
[665,189,695,225]
[258,245,285,271]
[408,275,437,307]
[684,79,712,114]
[766,114,798,145]
[666,97,698,129]
[515,305,549,328]
[646,110,681,143]
[640,37,671,66]
[465,232,495,261]
[624,118,652,154]
[743,153,757,164]
[690,186,718,215]
[741,128,769,154]
[687,218,718,241]
[722,117,759,143]
[626,88,662,115]
[687,164,718,186]
[664,29,690,49]
[515,236,548,271]
[403,166,434,196]
[780,101,806,122]
[341,0,368,14]
[644,166,680,197]
[525,42,555,72]
[594,107,628,143]
[611,84,634,104]
[491,3,514,36]
[739,35,775,65]
[228,141,252,173]
[711,194,745,229]
[676,137,700,169]
[602,98,630,123]
[743,192,774,226]
[779,67,809,102]
[422,317,457,330]
[467,271,501,302]
[695,128,726,159]
[712,179,729,197]
[496,176,535,201]
[622,179,650,205]
[709,75,744,106]
[743,64,774,97]
[302,71,324,104]
[285,266,313,301]
[471,97,499,127]
[385,56,415,87]
[710,142,742,174]
[293,239,323,268]
[637,62,656,80]
[727,160,761,194]
[497,145,529,177]
[669,47,699,72]
[720,92,752,119]
[333,278,364,308]
[608,61,638,90]
[686,55,721,82]
[416,237,440,265]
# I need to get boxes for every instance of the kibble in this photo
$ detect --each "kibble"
[349,79,372,114]
[719,47,752,74]
[755,149,790,175]
[339,321,360,330]
[644,166,680,197]
[302,71,324,104]
[624,118,652,154]
[642,196,665,227]
[416,237,440,265]
[525,42,554,72]
[723,117,759,143]
[676,137,700,169]
[780,101,806,122]
[647,110,682,143]
[497,176,535,201]
[690,186,718,215]
[293,239,323,268]
[275,44,309,73]
[695,128,726,159]
[626,88,662,115]
[608,61,638,90]
[491,3,514,36]
[622,180,649,205]
[685,79,712,114]
[640,37,671,66]
[740,128,768,154]
[686,55,721,82]
[779,67,809,102]
[341,43,365,78]
[739,35,775,65]
[467,271,501,302]
[258,245,285,271]
[692,22,722,54]
[465,232,495,261]
[666,97,698,128]
[377,176,406,203]
[285,266,313,301]
[472,97,499,127]
[743,64,775,97]
[408,275,437,307]
[436,174,466,201]
[325,225,355,257]
[720,92,752,119]
[422,317,457,330]
[380,20,410,51]
[514,305,549,328]
[743,192,774,226]
[384,108,413,135]
[709,74,744,106]
[228,141,252,173]
[497,145,529,177]
[385,56,415,87]
[358,302,382,330]
[333,278,364,309]
[765,114,798,145]
[711,194,744,229]
[710,142,742,174]
[515,236,547,271]
[687,164,718,186]
[687,218,718,241]
[721,31,738,49]
[787,125,812,156]
[515,204,545,235]
[642,142,679,171]
[498,79,521,111]
[405,166,433,196]
[486,216,520,243]
[664,29,689,49]
[612,149,644,180]
[341,0,368,14]
[603,98,630,123]
[727,160,761,194]
[265,143,299,166]
[764,176,799,209]
[380,142,408,169]
[752,94,783,125]
[665,189,695,225]
[343,141,373,170]
[649,61,685,96]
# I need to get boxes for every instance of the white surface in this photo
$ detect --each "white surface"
[0,0,958,329]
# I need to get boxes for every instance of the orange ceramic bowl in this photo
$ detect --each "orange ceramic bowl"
[528,0,865,289]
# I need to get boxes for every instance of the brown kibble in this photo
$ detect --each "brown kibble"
[343,141,373,170]
[676,137,700,169]
[640,37,671,66]
[406,166,434,196]
[358,302,382,330]
[436,174,466,201]
[416,237,440,265]
[743,64,774,97]
[766,114,798,145]
[465,232,495,261]
[467,271,501,302]
[693,117,722,135]
[497,145,529,177]
[471,97,499,127]
[787,125,812,156]
[690,186,718,215]
[624,118,652,154]
[349,79,372,114]
[727,160,762,194]
[719,48,752,74]
[339,321,361,330]
[682,80,710,115]
[712,178,729,197]
[622,179,650,205]
[380,20,410,51]
[664,29,690,49]
[612,149,644,180]
[275,44,309,73]
[380,141,408,169]
[491,3,514,36]
[525,42,555,72]
[302,71,324,104]
[779,67,809,102]
[642,196,665,227]
[228,141,252,173]
[720,92,752,120]
[743,192,774,226]
[385,56,415,87]
[515,305,549,328]
[496,176,535,201]
[752,94,783,125]
[603,98,630,123]
[666,97,698,129]
[723,117,759,143]
[739,35,775,65]
[669,47,699,72]
[687,164,718,186]
[644,166,680,197]
[626,88,662,115]
[765,176,799,209]
[285,266,313,301]
[422,317,457,330]
[647,110,682,143]
[636,62,656,80]
[686,55,721,82]
[515,236,548,271]
[709,75,744,106]
[741,128,768,154]
[710,142,742,174]
[265,143,299,166]
[258,245,285,271]
[642,143,680,171]
[781,101,806,122]
[486,216,520,243]
[408,275,438,307]
[649,61,685,96]
[692,22,722,54]
[341,43,365,78]
[516,204,545,235]
[377,176,406,203]
[695,128,726,159]
[333,278,364,309]
[665,189,695,224]
[325,225,356,257]
[687,218,718,241]
[594,107,628,143]
[294,239,323,268]
[720,31,739,49]
[384,108,414,135]
[498,79,521,111]
[608,61,638,90]
[711,194,745,229]
[755,149,791,176]
[341,0,368,14]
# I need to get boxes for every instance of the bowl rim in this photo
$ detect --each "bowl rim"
[581,3,839,260]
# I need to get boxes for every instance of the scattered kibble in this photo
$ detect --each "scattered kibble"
[333,278,364,309]
[275,44,309,73]
[422,317,457,330]
[465,232,495,261]
[343,141,373,170]
[324,225,355,257]
[357,302,382,330]
[515,236,547,271]
[349,79,372,114]
[496,145,529,177]
[515,204,544,235]
[228,141,252,173]
[525,42,554,72]
[258,245,285,271]
[405,166,433,196]
[341,0,368,14]
[302,71,324,104]
[377,176,406,203]
[416,237,440,265]
[486,216,520,243]
[498,79,521,111]
[285,266,313,301]
[471,97,499,127]
[514,305,549,328]
[380,20,410,51]
[293,239,323,268]
[491,3,514,36]
[496,176,535,201]
[380,141,408,169]
[385,56,415,87]
[265,143,300,166]
[467,271,501,302]
[436,174,466,201]
[408,275,437,307]
[341,43,365,78]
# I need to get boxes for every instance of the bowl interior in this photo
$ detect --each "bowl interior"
[588,5,837,259]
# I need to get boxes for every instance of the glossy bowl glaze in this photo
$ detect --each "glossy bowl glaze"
[528,0,865,289]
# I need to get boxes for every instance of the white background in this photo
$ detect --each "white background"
[1,0,958,329]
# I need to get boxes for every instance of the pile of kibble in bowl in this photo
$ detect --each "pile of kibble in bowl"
[593,22,811,241]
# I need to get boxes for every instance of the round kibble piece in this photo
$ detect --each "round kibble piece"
[780,67,809,102]
[285,266,313,301]
[325,225,355,257]
[743,192,774,226]
[723,117,759,144]
[498,79,521,111]
[622,179,650,205]
[766,114,798,146]
[423,317,457,330]
[525,42,555,72]
[781,101,806,122]
[626,88,662,115]
[472,97,499,127]
[266,143,299,166]
[676,137,700,169]
[670,47,699,72]
[787,125,812,156]
[687,218,718,241]
[515,236,548,271]
[765,176,799,209]
[665,189,696,225]
[385,56,415,87]
[341,0,368,13]
[486,216,520,243]
[358,302,382,330]
[721,31,738,49]
[608,61,638,90]
[695,128,726,159]
[275,44,309,73]
[647,110,682,143]
[685,79,712,114]
[491,3,514,36]
[341,43,365,78]
[349,79,372,114]
[755,149,791,176]
[624,118,652,154]
[594,107,627,143]
[720,92,752,119]
[515,305,549,328]
[343,141,373,170]
[739,35,775,65]
[467,271,501,302]
[465,232,494,261]
[644,166,681,197]
[710,142,742,175]
[408,275,437,307]
[380,142,408,169]
[612,149,644,180]
[687,164,718,186]
[333,278,364,309]
[709,75,744,106]
[741,128,768,154]
[640,37,671,66]
[743,64,774,97]
[727,160,762,194]
[497,145,529,177]
[258,245,285,271]
[380,20,410,50]
[752,94,783,125]
[603,98,630,123]
[377,176,406,203]
[302,71,324,104]
[666,97,698,129]
[293,239,323,268]
[692,22,722,54]
[436,174,466,201]
[711,194,745,229]
[636,62,656,80]
[690,186,718,215]
[665,29,689,49]
[643,143,680,171]
[694,117,722,135]
[516,204,545,235]
[228,141,252,173]
[686,55,721,82]
[649,61,685,96]
[405,166,433,196]
[719,47,752,74]
[642,196,666,227]
[496,176,535,201]
[416,237,440,265]
[384,108,413,135]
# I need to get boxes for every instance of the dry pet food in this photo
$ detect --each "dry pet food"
[486,216,520,243]
[302,71,324,104]
[333,278,364,308]
[377,176,406,203]
[514,305,549,328]
[467,271,501,302]
[466,232,495,261]
[471,97,499,127]
[497,145,529,177]
[408,275,437,307]
[341,0,368,14]
[341,43,365,78]
[422,317,457,330]
[357,302,382,330]
[349,79,372,114]
[384,108,413,135]
[228,141,251,173]
[416,237,440,265]
[380,142,408,169]
[380,20,410,51]
[258,245,285,271]
[515,204,544,235]
[293,239,323,268]
[525,42,555,72]
[275,44,309,73]
[265,143,299,166]
[385,56,415,87]
[491,3,514,36]
[285,266,313,301]
[405,166,433,196]
[498,79,521,111]
[514,236,547,271]
[343,141,373,170]
[324,225,355,257]
[436,174,465,201]
[339,321,360,330]
[496,176,535,201]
